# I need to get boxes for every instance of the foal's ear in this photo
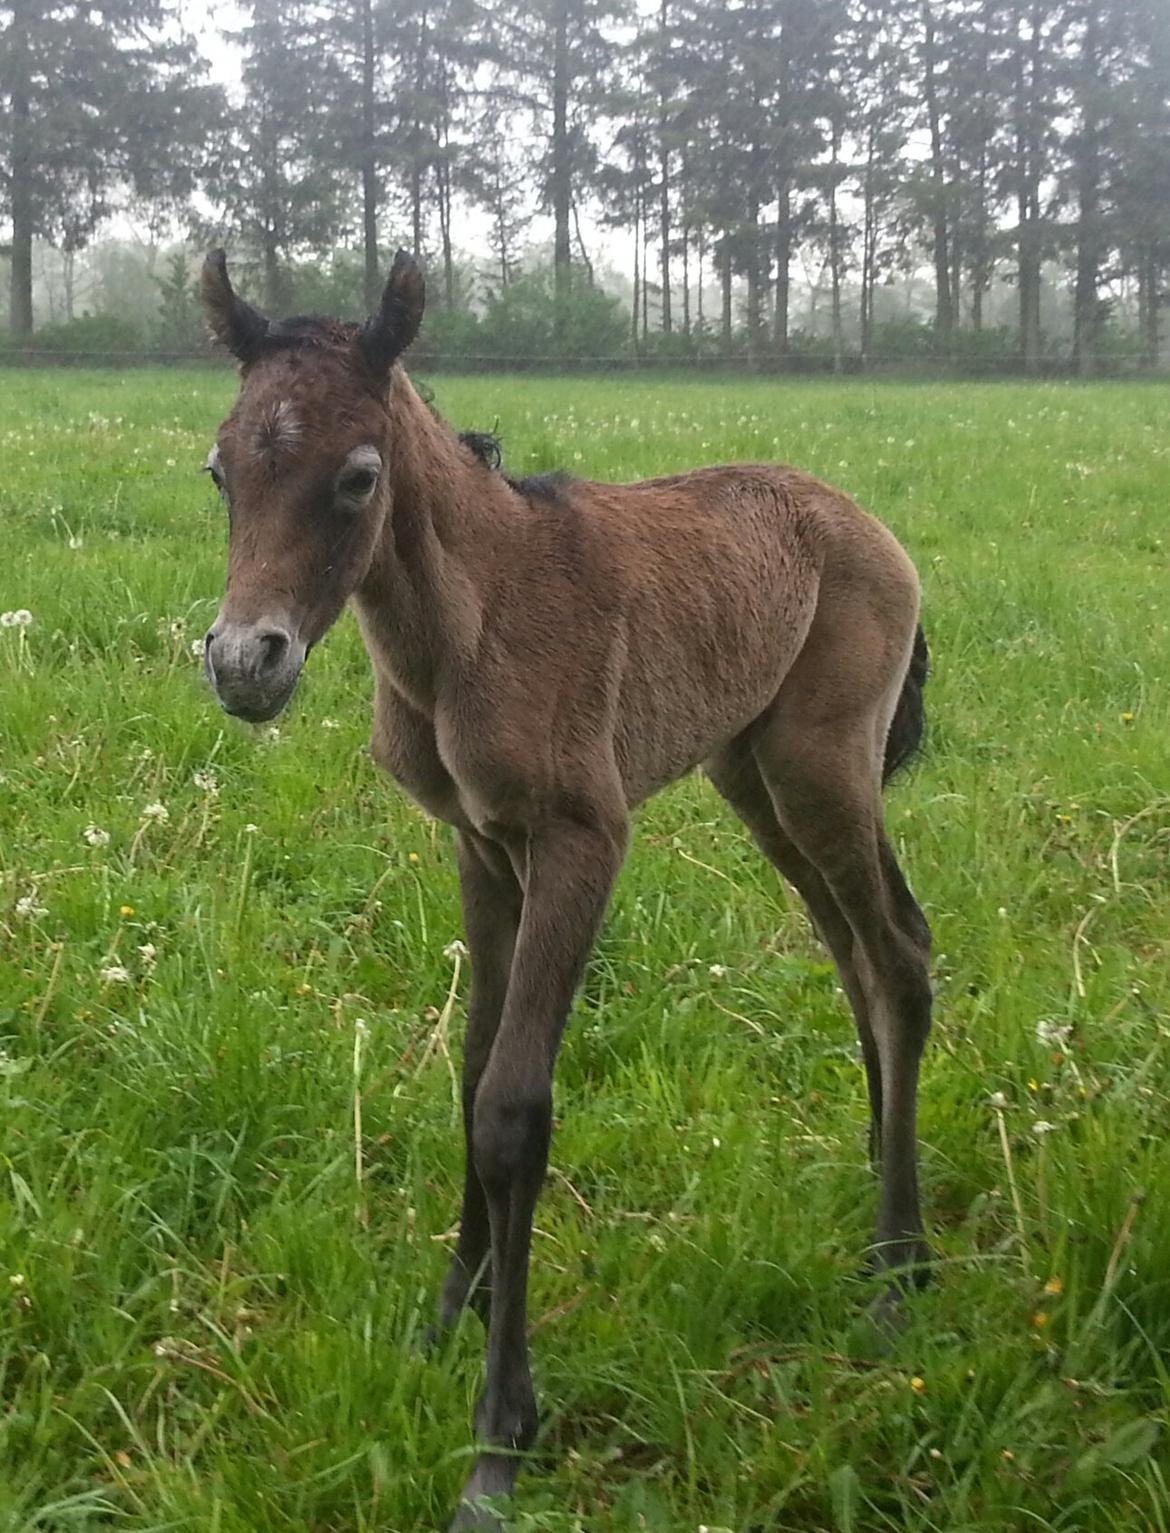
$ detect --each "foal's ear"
[357,250,426,377]
[200,249,270,364]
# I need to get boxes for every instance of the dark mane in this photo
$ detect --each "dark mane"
[505,470,576,506]
[458,430,503,471]
[454,426,575,506]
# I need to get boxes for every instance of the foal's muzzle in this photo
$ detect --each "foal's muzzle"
[205,619,306,723]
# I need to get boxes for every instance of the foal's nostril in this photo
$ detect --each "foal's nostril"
[256,629,290,675]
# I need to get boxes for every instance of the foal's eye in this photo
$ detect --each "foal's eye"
[338,467,379,499]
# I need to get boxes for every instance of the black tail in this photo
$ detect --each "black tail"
[882,624,929,786]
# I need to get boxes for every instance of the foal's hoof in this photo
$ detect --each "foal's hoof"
[851,1245,931,1352]
[448,1455,515,1532]
[447,1500,504,1533]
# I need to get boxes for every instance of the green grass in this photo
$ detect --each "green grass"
[1,368,1169,1532]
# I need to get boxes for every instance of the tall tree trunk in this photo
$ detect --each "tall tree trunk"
[1014,4,1043,371]
[745,185,764,366]
[681,217,691,337]
[411,164,423,256]
[263,231,282,313]
[1138,249,1159,368]
[632,184,641,348]
[720,240,732,349]
[438,161,454,306]
[551,0,572,334]
[657,0,672,335]
[970,0,993,333]
[410,8,428,261]
[1072,1,1102,377]
[360,0,380,309]
[829,119,844,373]
[773,180,791,357]
[8,9,34,337]
[572,201,594,285]
[642,213,650,337]
[861,125,877,361]
[922,0,953,343]
[696,227,704,329]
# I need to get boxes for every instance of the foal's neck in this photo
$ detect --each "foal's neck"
[352,368,516,711]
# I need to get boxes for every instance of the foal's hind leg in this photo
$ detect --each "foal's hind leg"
[705,744,884,1161]
[753,712,932,1281]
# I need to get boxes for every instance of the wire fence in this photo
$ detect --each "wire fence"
[0,345,1165,376]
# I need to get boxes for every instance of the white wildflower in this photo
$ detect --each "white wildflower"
[68,535,83,550]
[988,1091,1008,1109]
[1031,1120,1057,1137]
[444,938,468,961]
[1036,1018,1072,1049]
[321,717,340,730]
[190,638,205,658]
[243,823,259,834]
[83,825,111,847]
[140,802,169,824]
[99,964,132,985]
[192,769,219,795]
[709,964,728,978]
[263,726,281,743]
[138,943,158,966]
[15,894,48,919]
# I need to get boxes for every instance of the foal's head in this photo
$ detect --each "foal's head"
[200,249,425,722]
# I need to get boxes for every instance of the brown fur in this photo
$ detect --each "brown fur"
[201,251,933,1532]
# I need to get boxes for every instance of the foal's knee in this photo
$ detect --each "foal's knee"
[471,1078,553,1196]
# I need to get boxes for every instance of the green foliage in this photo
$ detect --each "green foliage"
[0,312,147,356]
[475,269,630,360]
[283,253,368,320]
[1,369,1170,1530]
[152,251,206,353]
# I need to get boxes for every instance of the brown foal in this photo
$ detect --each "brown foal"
[200,249,933,1531]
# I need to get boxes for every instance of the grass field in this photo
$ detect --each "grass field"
[2,368,1169,1532]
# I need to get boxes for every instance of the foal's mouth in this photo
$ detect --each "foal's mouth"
[216,683,300,725]
[203,623,308,725]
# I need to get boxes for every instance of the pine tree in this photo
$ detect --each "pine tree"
[0,0,213,335]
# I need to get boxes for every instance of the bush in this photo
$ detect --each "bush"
[416,303,484,363]
[475,268,630,362]
[0,313,148,357]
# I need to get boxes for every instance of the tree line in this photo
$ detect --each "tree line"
[2,0,1168,372]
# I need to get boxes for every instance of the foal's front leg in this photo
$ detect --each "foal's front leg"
[435,831,523,1335]
[449,814,627,1533]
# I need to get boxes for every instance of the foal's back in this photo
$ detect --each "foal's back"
[481,461,919,808]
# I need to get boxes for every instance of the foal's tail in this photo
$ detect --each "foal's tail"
[882,624,929,786]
